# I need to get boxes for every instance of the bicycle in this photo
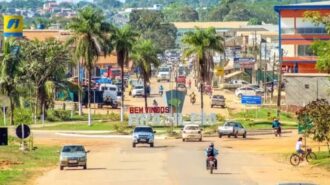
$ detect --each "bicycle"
[290,148,317,166]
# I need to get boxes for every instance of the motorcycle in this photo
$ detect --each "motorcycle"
[190,96,196,104]
[274,127,281,137]
[207,156,216,174]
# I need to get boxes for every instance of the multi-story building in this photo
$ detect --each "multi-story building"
[275,1,330,73]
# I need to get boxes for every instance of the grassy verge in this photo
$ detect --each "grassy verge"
[0,138,59,185]
[310,151,330,171]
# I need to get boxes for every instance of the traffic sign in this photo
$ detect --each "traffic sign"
[16,124,30,139]
[215,66,224,77]
[241,96,262,105]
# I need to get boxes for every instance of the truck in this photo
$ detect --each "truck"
[157,67,171,82]
[107,67,121,80]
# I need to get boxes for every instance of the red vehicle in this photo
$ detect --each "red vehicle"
[107,67,121,79]
[176,75,186,84]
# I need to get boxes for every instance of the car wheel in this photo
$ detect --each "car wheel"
[133,95,135,98]
[182,138,185,142]
[150,143,154,147]
[243,132,247,138]
[83,165,87,170]
[222,105,225,108]
[60,166,64,171]
[211,105,213,108]
[132,143,136,148]
[227,135,231,138]
[199,138,202,142]
[219,134,222,138]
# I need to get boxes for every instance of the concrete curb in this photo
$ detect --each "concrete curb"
[55,132,166,140]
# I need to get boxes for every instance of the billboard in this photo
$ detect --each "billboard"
[234,57,255,69]
[3,15,23,37]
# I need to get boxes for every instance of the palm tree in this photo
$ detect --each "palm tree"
[110,25,139,122]
[182,27,224,125]
[0,39,21,125]
[67,6,109,126]
[131,40,160,111]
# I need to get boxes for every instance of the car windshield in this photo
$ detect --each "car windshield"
[178,84,185,88]
[135,86,144,89]
[213,95,224,99]
[225,122,237,127]
[159,68,170,72]
[62,145,85,153]
[134,127,153,133]
[185,126,200,130]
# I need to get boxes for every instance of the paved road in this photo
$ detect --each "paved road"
[34,133,321,185]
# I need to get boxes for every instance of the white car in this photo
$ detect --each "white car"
[218,121,247,138]
[132,85,145,97]
[182,124,202,142]
[235,87,257,97]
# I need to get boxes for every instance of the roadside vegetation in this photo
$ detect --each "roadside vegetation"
[0,137,59,185]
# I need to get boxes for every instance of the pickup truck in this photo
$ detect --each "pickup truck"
[218,121,247,138]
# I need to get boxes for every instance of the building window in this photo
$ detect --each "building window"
[296,27,327,34]
[297,45,314,56]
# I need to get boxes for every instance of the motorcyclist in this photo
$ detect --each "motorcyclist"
[205,143,218,170]
[272,118,281,136]
[190,92,196,101]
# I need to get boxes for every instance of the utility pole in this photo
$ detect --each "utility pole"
[276,52,283,118]
[271,53,276,102]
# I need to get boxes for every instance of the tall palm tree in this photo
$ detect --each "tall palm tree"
[0,39,21,125]
[131,40,160,111]
[182,27,224,125]
[67,6,109,126]
[110,25,139,122]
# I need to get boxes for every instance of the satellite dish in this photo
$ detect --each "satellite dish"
[0,95,10,107]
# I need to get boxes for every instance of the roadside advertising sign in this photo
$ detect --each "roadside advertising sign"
[241,96,262,105]
[3,15,24,37]
[234,57,255,69]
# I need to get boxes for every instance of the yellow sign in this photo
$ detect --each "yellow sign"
[3,15,23,37]
[215,66,224,77]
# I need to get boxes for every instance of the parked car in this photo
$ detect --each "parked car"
[59,145,89,170]
[235,87,257,97]
[132,85,145,97]
[182,124,203,142]
[211,95,225,108]
[177,83,187,94]
[218,121,247,138]
[132,126,156,147]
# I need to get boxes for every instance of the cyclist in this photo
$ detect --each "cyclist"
[296,137,304,158]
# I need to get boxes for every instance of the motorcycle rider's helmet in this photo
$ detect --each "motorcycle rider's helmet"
[209,143,214,148]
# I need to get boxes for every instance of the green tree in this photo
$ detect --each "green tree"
[297,99,330,154]
[129,10,177,51]
[163,5,199,22]
[110,25,139,122]
[0,39,21,125]
[67,6,110,125]
[305,11,330,73]
[131,40,160,111]
[182,27,224,124]
[20,39,70,120]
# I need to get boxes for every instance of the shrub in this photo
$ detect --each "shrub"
[216,114,225,122]
[113,122,129,134]
[47,110,71,121]
[14,108,33,125]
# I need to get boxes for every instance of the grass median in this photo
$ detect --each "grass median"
[310,151,330,171]
[0,138,59,185]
